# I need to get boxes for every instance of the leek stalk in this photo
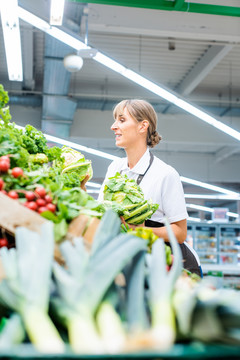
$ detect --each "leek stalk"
[148,217,183,350]
[0,222,65,354]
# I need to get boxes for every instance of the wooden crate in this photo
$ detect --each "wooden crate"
[0,192,47,237]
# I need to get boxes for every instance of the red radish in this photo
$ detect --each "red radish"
[0,160,10,172]
[0,238,8,248]
[11,167,24,178]
[0,190,7,195]
[36,198,46,207]
[0,178,4,190]
[0,156,10,162]
[46,203,56,213]
[35,187,46,198]
[8,190,19,199]
[25,191,36,201]
[25,201,38,211]
[44,194,52,203]
[38,206,48,214]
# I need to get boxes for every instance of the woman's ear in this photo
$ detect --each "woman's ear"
[139,120,149,133]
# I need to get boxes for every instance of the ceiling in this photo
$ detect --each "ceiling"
[0,0,240,219]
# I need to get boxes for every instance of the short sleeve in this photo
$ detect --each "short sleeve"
[161,168,188,223]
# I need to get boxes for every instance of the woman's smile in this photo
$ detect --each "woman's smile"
[111,108,139,149]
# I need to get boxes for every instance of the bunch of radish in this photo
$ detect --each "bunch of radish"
[0,156,56,215]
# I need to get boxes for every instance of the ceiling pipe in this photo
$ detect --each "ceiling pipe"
[70,0,240,17]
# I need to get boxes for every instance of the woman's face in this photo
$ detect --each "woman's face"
[111,107,141,149]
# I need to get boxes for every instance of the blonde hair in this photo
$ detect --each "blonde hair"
[113,99,162,148]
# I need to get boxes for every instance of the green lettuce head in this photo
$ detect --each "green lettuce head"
[60,146,93,182]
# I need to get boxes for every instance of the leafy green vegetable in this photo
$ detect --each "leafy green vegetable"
[0,85,11,124]
[60,146,93,182]
[103,172,159,224]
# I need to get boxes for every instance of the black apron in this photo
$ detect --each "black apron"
[145,219,201,277]
[122,151,202,277]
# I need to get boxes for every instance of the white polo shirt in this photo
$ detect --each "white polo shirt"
[98,148,188,224]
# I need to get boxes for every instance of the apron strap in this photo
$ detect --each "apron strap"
[119,151,154,185]
[136,151,154,185]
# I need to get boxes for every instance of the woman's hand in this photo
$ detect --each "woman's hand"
[120,216,145,230]
[80,174,90,191]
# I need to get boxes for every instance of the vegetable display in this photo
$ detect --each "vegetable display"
[103,172,159,224]
[0,84,100,241]
[0,210,239,356]
[1,84,240,357]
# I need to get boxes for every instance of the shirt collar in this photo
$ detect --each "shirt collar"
[122,148,151,175]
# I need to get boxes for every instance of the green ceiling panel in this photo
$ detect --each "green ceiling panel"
[69,0,240,17]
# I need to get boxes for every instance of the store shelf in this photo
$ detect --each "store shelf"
[202,264,240,275]
[188,222,240,271]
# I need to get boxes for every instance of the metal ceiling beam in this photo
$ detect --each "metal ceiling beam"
[215,146,240,163]
[177,44,233,96]
[69,0,240,17]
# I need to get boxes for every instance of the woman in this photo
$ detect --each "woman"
[98,99,202,277]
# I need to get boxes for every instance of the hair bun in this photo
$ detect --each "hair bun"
[147,131,162,148]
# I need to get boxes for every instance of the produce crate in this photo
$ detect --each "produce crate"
[0,192,47,238]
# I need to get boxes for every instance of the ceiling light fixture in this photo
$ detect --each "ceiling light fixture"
[186,203,239,218]
[181,176,239,196]
[50,0,65,26]
[63,54,83,72]
[187,217,201,222]
[187,203,214,213]
[17,7,88,51]
[185,194,240,200]
[86,181,101,188]
[0,0,23,81]
[17,6,240,143]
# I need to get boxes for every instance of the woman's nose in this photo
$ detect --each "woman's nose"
[111,121,118,130]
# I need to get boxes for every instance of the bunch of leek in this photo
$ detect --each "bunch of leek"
[173,276,240,345]
[103,172,158,224]
[147,218,183,350]
[0,222,65,353]
[51,210,148,354]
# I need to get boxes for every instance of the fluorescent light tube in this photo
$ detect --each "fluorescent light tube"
[94,52,126,74]
[188,217,201,222]
[186,203,214,213]
[185,194,240,200]
[187,203,239,218]
[181,176,239,196]
[50,0,65,26]
[227,212,239,218]
[87,189,101,194]
[86,181,101,188]
[17,7,88,51]
[124,69,179,103]
[0,0,23,81]
[175,99,240,141]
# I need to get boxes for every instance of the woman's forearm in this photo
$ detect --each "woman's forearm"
[145,219,187,244]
